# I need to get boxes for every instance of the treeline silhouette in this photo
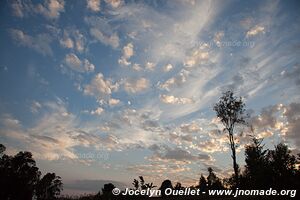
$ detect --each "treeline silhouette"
[1,138,299,200]
[1,91,299,200]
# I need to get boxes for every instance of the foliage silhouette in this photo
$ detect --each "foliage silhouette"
[206,167,224,190]
[0,144,63,200]
[214,90,247,186]
[174,182,184,191]
[198,174,207,192]
[36,173,63,200]
[159,179,173,197]
[241,137,270,189]
[131,176,157,191]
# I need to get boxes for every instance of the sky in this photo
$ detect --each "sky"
[0,0,300,195]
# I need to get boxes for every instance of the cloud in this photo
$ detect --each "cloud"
[37,0,64,19]
[160,94,194,105]
[11,0,27,17]
[249,103,300,148]
[30,101,42,113]
[87,0,101,12]
[184,48,210,67]
[250,104,282,130]
[118,43,134,66]
[60,29,86,52]
[180,122,202,133]
[90,107,104,115]
[148,144,213,163]
[60,37,74,48]
[64,53,95,73]
[90,28,119,49]
[86,16,120,48]
[122,43,134,59]
[108,98,120,106]
[246,25,265,37]
[123,77,149,93]
[213,31,224,47]
[145,62,156,71]
[132,63,142,71]
[84,73,119,97]
[281,64,300,86]
[283,102,300,147]
[159,69,190,91]
[10,0,64,19]
[104,0,123,8]
[0,100,121,161]
[163,64,173,72]
[10,29,53,56]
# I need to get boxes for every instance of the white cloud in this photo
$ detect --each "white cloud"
[180,122,202,133]
[10,0,64,20]
[90,28,119,49]
[10,29,53,56]
[87,0,101,12]
[60,29,86,52]
[214,31,224,47]
[105,0,123,8]
[163,64,173,72]
[246,25,265,37]
[60,37,74,49]
[123,78,149,93]
[118,43,134,66]
[64,53,95,73]
[30,101,42,113]
[84,73,119,97]
[132,63,142,71]
[123,43,134,59]
[145,62,156,71]
[160,94,194,105]
[184,48,209,67]
[11,0,26,17]
[91,107,104,115]
[159,69,190,91]
[108,98,120,106]
[36,0,65,19]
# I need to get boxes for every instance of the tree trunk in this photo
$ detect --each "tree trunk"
[228,129,239,187]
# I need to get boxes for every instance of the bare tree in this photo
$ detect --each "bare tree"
[214,91,246,185]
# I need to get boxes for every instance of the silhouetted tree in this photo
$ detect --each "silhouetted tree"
[214,91,246,185]
[159,180,173,197]
[0,144,5,155]
[242,137,269,189]
[174,182,184,190]
[132,176,156,191]
[268,143,297,189]
[101,183,115,195]
[198,174,207,192]
[132,179,139,190]
[0,149,41,200]
[206,167,223,189]
[139,176,145,188]
[0,144,63,200]
[36,172,63,200]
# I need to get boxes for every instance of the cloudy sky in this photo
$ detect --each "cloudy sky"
[0,0,300,194]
